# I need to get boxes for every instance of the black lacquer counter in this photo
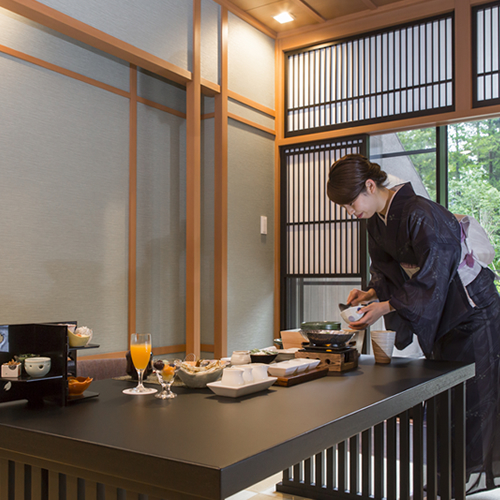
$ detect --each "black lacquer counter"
[0,356,474,500]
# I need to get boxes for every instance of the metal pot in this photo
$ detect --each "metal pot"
[300,321,353,346]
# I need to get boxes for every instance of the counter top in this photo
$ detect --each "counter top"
[0,356,474,499]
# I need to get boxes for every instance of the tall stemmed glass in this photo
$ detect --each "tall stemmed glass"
[123,333,157,395]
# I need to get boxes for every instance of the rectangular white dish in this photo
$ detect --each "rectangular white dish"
[206,376,277,398]
[267,359,321,378]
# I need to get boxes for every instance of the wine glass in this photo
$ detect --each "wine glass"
[123,333,157,395]
[153,359,180,399]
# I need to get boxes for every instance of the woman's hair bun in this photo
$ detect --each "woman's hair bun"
[327,154,387,205]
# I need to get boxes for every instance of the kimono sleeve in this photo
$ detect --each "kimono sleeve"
[368,235,405,302]
[388,207,462,350]
[368,233,416,351]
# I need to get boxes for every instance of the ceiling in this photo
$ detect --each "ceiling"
[226,0,410,35]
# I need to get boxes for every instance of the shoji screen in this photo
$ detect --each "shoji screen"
[281,136,368,329]
[473,1,500,107]
[285,13,454,136]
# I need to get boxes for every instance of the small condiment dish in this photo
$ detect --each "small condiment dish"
[68,376,93,395]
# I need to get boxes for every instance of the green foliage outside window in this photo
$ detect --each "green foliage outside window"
[448,120,500,274]
[396,120,500,275]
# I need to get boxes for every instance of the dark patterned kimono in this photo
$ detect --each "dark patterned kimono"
[367,183,500,493]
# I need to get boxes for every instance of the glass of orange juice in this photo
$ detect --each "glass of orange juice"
[123,333,157,395]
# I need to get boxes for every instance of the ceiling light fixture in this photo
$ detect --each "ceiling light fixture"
[273,12,294,24]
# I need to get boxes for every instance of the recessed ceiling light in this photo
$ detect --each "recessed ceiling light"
[273,12,294,24]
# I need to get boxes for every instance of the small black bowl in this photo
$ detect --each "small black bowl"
[250,353,278,364]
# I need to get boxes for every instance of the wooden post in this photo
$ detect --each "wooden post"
[186,0,202,358]
[128,64,137,344]
[214,7,229,359]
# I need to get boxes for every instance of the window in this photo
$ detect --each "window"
[280,136,368,329]
[285,13,454,136]
[448,119,500,273]
[370,128,437,200]
[473,1,500,107]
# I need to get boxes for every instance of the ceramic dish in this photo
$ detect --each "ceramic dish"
[291,358,321,371]
[68,376,93,395]
[267,359,320,377]
[68,328,93,348]
[250,353,278,364]
[267,362,298,378]
[177,366,224,388]
[206,376,277,398]
[286,359,311,374]
[340,306,365,324]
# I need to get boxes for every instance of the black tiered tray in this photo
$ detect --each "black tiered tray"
[0,322,99,407]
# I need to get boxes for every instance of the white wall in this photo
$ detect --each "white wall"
[0,1,277,357]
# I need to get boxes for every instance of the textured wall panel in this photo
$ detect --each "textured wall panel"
[228,12,275,109]
[202,94,215,115]
[0,7,130,91]
[137,69,186,113]
[37,0,192,71]
[227,120,275,353]
[228,98,275,130]
[0,54,129,353]
[136,103,187,349]
[201,113,215,346]
[201,0,220,85]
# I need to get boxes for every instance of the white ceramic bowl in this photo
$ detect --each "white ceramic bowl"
[24,357,51,378]
[340,305,365,324]
[177,366,224,388]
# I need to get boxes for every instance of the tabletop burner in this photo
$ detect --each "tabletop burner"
[300,342,353,353]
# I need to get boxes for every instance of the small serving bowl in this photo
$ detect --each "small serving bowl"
[24,357,51,378]
[250,353,278,364]
[68,328,92,348]
[68,376,93,396]
[177,361,228,389]
[340,305,365,324]
[177,368,223,388]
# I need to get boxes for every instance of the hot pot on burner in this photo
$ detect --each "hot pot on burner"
[300,321,355,347]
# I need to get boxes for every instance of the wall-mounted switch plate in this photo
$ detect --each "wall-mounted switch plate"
[260,216,267,235]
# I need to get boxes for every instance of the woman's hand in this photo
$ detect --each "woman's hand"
[346,288,377,306]
[349,301,394,329]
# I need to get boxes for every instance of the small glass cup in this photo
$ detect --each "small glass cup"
[153,359,180,399]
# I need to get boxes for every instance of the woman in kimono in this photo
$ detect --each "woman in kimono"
[327,153,500,494]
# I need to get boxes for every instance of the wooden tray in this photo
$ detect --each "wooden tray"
[296,349,359,372]
[273,366,329,387]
